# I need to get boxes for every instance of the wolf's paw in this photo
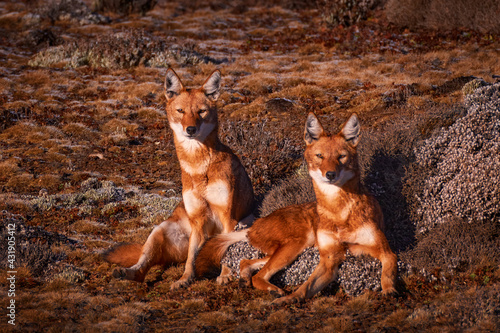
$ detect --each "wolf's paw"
[112,268,144,282]
[382,287,398,297]
[170,278,190,291]
[271,294,301,306]
[238,277,252,288]
[269,288,285,298]
[216,275,231,285]
[112,267,132,280]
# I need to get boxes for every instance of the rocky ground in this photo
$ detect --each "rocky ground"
[0,1,499,332]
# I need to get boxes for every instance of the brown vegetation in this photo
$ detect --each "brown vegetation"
[0,0,499,331]
[386,0,500,34]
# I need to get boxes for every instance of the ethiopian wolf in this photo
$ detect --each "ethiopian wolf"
[105,68,254,290]
[196,113,397,302]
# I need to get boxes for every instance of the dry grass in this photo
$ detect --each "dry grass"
[0,1,498,332]
[386,0,500,33]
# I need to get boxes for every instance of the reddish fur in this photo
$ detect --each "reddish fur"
[195,230,248,279]
[273,113,397,305]
[103,243,142,268]
[196,113,397,300]
[105,69,254,286]
[196,202,317,294]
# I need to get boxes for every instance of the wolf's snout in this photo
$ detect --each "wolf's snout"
[186,126,197,136]
[326,171,336,181]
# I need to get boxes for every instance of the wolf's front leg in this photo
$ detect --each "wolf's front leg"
[272,243,344,305]
[170,228,205,290]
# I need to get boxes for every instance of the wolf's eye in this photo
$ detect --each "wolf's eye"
[339,154,347,163]
[198,109,207,115]
[316,153,323,159]
[176,108,184,114]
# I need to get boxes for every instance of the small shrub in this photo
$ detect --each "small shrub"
[93,0,157,15]
[62,122,99,141]
[318,0,382,27]
[386,0,500,33]
[0,213,68,277]
[29,30,225,69]
[400,218,499,273]
[179,299,206,313]
[33,0,109,25]
[51,266,86,283]
[259,171,314,217]
[322,315,354,332]
[23,29,62,50]
[220,120,303,198]
[266,309,291,326]
[405,83,500,235]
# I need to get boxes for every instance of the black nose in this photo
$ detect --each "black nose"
[186,126,197,136]
[326,171,336,181]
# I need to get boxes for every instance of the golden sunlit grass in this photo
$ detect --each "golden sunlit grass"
[20,69,53,86]
[71,219,108,234]
[239,73,279,95]
[320,315,354,333]
[180,298,207,313]
[63,123,99,141]
[137,107,165,120]
[101,118,139,133]
[196,311,236,327]
[343,292,375,314]
[6,173,33,192]
[0,159,20,180]
[266,308,291,326]
[32,174,62,193]
[311,296,338,314]
[0,2,498,333]
[274,84,326,100]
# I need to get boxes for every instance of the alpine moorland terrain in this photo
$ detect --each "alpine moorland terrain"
[1,0,499,331]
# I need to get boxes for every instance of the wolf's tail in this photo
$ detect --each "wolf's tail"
[103,243,142,268]
[195,230,248,278]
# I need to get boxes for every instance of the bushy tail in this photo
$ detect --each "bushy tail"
[195,230,248,278]
[103,243,142,268]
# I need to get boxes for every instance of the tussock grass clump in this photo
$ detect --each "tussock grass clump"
[318,0,382,27]
[405,285,500,331]
[179,298,206,313]
[93,0,157,15]
[0,212,69,277]
[386,0,500,33]
[401,218,500,274]
[33,0,110,25]
[0,159,21,181]
[62,122,99,141]
[321,315,354,332]
[101,118,139,133]
[0,122,58,144]
[196,311,236,327]
[259,170,314,217]
[29,30,225,69]
[239,73,279,95]
[266,309,291,326]
[220,120,302,197]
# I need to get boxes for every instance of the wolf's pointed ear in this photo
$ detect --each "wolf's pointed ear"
[164,68,183,101]
[304,113,324,145]
[342,114,361,147]
[203,70,221,101]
